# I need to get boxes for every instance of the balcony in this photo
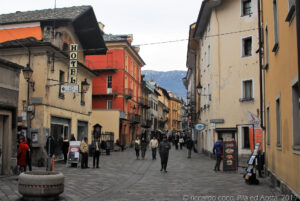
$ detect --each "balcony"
[128,113,141,124]
[93,87,118,97]
[141,119,152,128]
[144,99,151,109]
[163,107,170,113]
[138,97,144,106]
[124,88,133,99]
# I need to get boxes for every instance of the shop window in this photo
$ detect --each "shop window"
[292,83,300,150]
[242,0,252,16]
[242,37,252,57]
[243,127,250,149]
[59,70,65,99]
[276,97,281,147]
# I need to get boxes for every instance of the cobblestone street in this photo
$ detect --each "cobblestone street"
[0,147,280,201]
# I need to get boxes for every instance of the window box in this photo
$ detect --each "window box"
[239,97,254,102]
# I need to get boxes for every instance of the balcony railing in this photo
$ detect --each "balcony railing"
[124,88,133,99]
[163,107,170,113]
[138,97,144,106]
[141,119,152,128]
[128,113,141,124]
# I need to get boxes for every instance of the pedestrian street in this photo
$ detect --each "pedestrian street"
[0,147,281,201]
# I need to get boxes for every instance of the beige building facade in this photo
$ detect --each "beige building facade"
[194,0,260,158]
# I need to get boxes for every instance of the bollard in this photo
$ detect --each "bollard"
[52,156,54,171]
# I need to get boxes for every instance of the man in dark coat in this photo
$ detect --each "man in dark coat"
[186,137,194,158]
[159,136,171,173]
[91,137,101,168]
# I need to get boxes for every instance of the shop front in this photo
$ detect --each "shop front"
[50,116,70,160]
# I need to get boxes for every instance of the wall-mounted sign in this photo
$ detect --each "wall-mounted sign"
[195,123,205,131]
[61,84,79,93]
[69,44,78,85]
[210,119,225,124]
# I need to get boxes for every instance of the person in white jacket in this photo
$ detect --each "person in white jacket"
[149,137,159,160]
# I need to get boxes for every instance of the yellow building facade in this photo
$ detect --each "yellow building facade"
[261,0,300,197]
[168,93,182,131]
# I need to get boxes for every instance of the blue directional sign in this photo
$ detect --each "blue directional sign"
[195,123,205,131]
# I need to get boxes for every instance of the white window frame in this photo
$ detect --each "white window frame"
[241,0,252,17]
[241,78,254,100]
[241,35,253,58]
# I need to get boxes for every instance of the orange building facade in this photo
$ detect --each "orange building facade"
[86,34,145,145]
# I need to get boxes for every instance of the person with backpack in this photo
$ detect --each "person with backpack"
[213,138,223,171]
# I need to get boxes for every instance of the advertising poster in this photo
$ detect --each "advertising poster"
[223,141,237,172]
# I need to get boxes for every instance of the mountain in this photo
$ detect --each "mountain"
[142,70,187,100]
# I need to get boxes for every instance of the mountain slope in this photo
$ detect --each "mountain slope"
[142,70,187,99]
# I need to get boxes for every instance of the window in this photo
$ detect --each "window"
[286,0,296,22]
[125,55,128,71]
[207,45,210,67]
[81,81,85,106]
[130,61,133,75]
[276,97,281,147]
[107,100,112,109]
[242,0,252,16]
[208,84,211,102]
[292,82,300,150]
[242,80,253,100]
[59,70,65,99]
[243,127,250,149]
[267,106,271,145]
[288,0,296,11]
[273,0,279,52]
[107,75,112,89]
[265,26,270,67]
[242,37,252,57]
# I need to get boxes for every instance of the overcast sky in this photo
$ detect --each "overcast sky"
[0,0,203,71]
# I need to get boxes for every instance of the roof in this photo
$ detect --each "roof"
[103,34,130,42]
[0,6,107,55]
[0,58,24,70]
[0,6,91,25]
[194,0,223,38]
[0,37,97,76]
[157,86,170,99]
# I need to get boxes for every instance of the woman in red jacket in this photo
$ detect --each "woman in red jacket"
[18,136,29,173]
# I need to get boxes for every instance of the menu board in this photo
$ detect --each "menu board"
[223,141,237,171]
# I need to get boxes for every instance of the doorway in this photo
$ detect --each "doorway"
[0,116,3,174]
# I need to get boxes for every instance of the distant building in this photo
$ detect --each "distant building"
[168,92,182,131]
[86,33,145,146]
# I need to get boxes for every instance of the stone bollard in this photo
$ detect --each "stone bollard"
[18,171,64,201]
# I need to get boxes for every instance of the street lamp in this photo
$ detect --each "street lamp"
[81,78,90,93]
[196,83,202,95]
[22,64,33,140]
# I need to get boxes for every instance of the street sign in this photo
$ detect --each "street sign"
[61,85,78,93]
[195,123,205,131]
[210,123,216,129]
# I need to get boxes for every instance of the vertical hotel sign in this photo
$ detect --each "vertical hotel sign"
[69,44,78,85]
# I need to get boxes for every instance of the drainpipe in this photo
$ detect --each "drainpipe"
[296,0,300,100]
[257,0,265,130]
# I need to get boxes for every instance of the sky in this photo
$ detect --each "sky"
[0,0,203,71]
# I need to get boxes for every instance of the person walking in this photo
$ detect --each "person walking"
[213,138,223,171]
[179,136,184,150]
[149,137,158,160]
[91,137,101,168]
[134,137,140,160]
[62,138,69,164]
[186,137,194,158]
[174,134,179,150]
[140,137,147,160]
[18,135,30,173]
[80,137,89,169]
[159,136,171,173]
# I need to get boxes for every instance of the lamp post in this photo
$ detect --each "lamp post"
[81,78,90,93]
[22,64,33,139]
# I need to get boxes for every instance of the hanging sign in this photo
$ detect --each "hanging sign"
[195,123,205,131]
[69,44,78,84]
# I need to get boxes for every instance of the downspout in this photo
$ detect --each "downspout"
[257,0,265,130]
[296,0,300,100]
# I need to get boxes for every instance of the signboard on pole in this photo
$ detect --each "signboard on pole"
[69,44,78,85]
[248,112,263,152]
[61,85,79,93]
[195,123,205,131]
[223,141,237,172]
